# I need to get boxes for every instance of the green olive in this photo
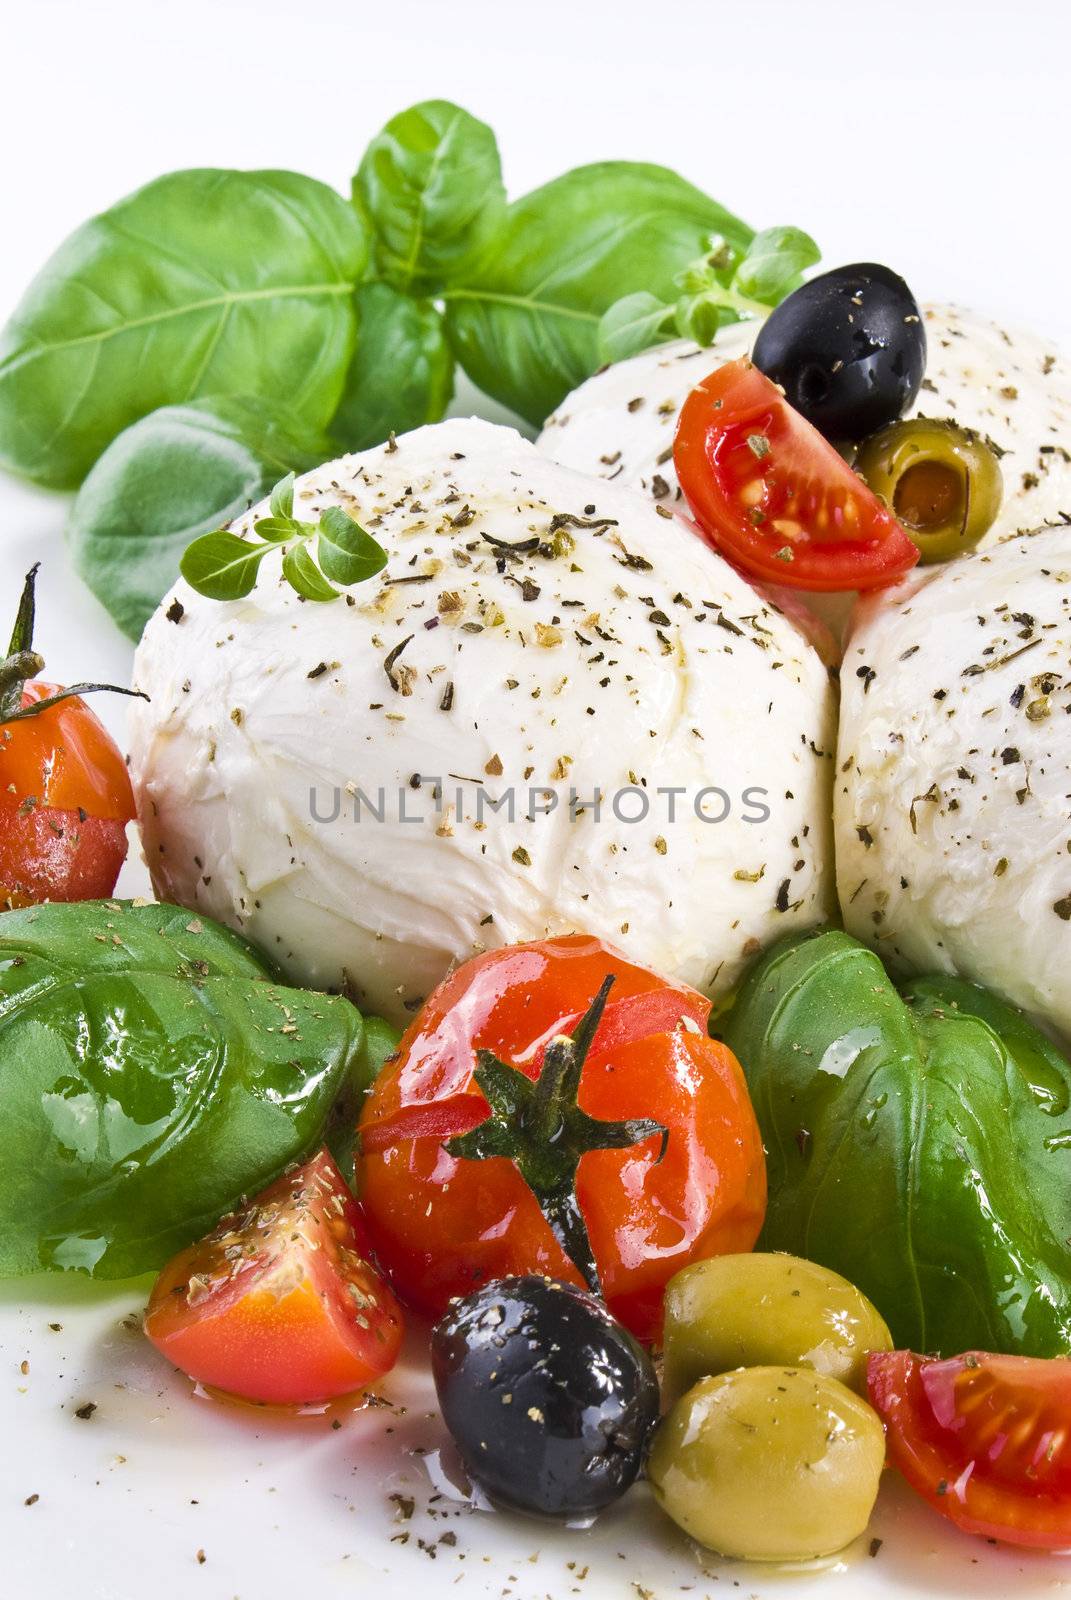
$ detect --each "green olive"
[662,1253,892,1403]
[648,1367,885,1561]
[855,418,1003,563]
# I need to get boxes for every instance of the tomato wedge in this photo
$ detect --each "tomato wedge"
[868,1349,1071,1549]
[145,1150,404,1404]
[674,358,919,592]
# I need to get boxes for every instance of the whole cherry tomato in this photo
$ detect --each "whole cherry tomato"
[357,936,766,1342]
[0,567,138,909]
[145,1149,404,1405]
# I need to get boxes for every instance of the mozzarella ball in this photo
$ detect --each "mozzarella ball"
[538,306,1071,550]
[130,419,836,1024]
[837,528,1071,1037]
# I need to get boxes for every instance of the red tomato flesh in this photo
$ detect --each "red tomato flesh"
[868,1349,1071,1549]
[145,1150,404,1404]
[357,935,766,1342]
[674,358,919,592]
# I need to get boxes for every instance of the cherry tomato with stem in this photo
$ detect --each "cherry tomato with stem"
[357,935,766,1342]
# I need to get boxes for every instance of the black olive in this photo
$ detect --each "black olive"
[753,263,926,441]
[431,1275,660,1518]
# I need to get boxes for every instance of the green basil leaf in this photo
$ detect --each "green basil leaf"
[331,281,455,450]
[67,396,327,639]
[253,515,312,544]
[444,162,753,427]
[0,169,367,489]
[328,1014,401,1183]
[733,225,821,305]
[0,900,381,1278]
[270,471,296,520]
[721,930,1071,1357]
[179,529,271,601]
[317,504,388,586]
[674,291,732,347]
[281,540,339,602]
[353,99,506,294]
[596,292,676,364]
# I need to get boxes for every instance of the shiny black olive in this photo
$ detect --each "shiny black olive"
[431,1275,660,1518]
[753,263,926,441]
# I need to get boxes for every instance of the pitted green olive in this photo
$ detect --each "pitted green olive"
[648,1366,885,1561]
[661,1252,892,1403]
[855,417,1003,563]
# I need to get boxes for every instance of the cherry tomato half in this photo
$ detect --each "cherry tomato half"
[868,1349,1071,1549]
[145,1150,404,1404]
[0,680,135,908]
[674,358,919,592]
[357,936,766,1342]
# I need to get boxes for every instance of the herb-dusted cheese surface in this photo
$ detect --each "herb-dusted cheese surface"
[538,306,1071,548]
[837,528,1071,1039]
[129,418,835,1023]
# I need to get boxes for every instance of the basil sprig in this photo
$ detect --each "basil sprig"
[598,225,821,364]
[180,472,386,603]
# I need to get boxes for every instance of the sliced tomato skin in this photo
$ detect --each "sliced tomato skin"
[868,1349,1071,1550]
[674,359,919,593]
[145,1150,404,1405]
[0,681,134,907]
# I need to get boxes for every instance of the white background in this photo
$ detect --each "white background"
[4,2,1071,1596]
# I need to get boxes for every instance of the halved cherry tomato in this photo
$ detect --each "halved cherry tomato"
[674,358,919,592]
[144,1150,404,1404]
[868,1349,1071,1549]
[357,936,766,1342]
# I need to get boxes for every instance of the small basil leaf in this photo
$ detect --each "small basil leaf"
[674,292,730,347]
[733,225,821,305]
[354,99,506,294]
[67,396,328,640]
[180,530,270,601]
[444,162,753,427]
[282,541,339,602]
[253,515,311,544]
[317,505,388,586]
[269,472,295,520]
[331,281,455,450]
[597,292,676,364]
[0,169,367,489]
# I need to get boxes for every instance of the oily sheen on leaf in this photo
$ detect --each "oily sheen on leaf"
[0,900,381,1278]
[720,930,1071,1357]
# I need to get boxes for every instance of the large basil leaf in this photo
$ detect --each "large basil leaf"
[353,99,505,294]
[0,900,387,1279]
[331,282,454,450]
[68,395,329,641]
[443,162,753,427]
[0,169,367,489]
[721,931,1071,1357]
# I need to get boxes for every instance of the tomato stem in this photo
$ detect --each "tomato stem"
[444,974,669,1297]
[0,566,149,724]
